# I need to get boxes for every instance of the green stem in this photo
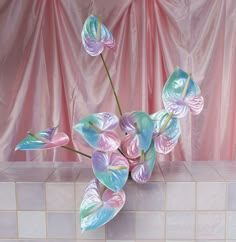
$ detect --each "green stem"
[100,53,122,116]
[28,131,91,159]
[61,146,91,159]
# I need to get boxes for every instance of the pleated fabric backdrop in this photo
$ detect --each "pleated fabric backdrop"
[0,0,235,162]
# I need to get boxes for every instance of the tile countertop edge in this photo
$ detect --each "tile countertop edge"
[0,161,236,182]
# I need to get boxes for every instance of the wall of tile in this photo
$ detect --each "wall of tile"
[0,161,236,242]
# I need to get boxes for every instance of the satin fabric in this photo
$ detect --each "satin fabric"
[0,0,235,161]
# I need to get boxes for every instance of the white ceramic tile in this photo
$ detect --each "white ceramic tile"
[76,168,94,182]
[136,240,164,242]
[227,212,236,239]
[16,182,45,210]
[106,212,135,240]
[167,241,194,242]
[136,182,165,210]
[3,167,55,182]
[197,182,226,210]
[18,211,46,238]
[75,183,88,210]
[47,240,76,242]
[0,182,16,210]
[0,162,11,171]
[0,172,13,182]
[47,212,76,238]
[196,240,225,242]
[166,212,195,239]
[122,182,136,210]
[77,240,105,242]
[184,161,212,167]
[136,212,165,239]
[166,182,195,210]
[19,240,47,242]
[0,212,17,238]
[10,161,54,168]
[47,167,80,182]
[76,213,105,239]
[46,183,75,210]
[149,163,164,181]
[196,212,225,239]
[0,240,19,242]
[186,166,223,181]
[160,164,193,181]
[228,183,236,210]
[214,166,236,181]
[106,241,135,242]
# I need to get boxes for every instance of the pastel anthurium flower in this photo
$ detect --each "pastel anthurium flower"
[73,112,120,152]
[130,141,156,184]
[150,110,181,154]
[162,67,204,118]
[120,111,154,159]
[80,179,126,231]
[92,151,129,192]
[81,15,115,56]
[15,127,69,150]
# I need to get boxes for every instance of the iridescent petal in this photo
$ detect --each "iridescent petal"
[185,94,204,115]
[92,151,129,192]
[73,112,120,152]
[162,67,204,118]
[120,111,154,159]
[82,15,115,56]
[150,110,181,154]
[80,179,126,231]
[131,141,156,184]
[15,128,69,150]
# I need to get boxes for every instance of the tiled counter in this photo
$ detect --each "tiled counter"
[0,161,236,242]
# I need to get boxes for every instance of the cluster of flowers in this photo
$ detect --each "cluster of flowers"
[16,15,204,232]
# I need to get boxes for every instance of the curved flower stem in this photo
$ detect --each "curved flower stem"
[100,53,123,116]
[61,146,91,159]
[182,73,192,98]
[118,148,126,157]
[159,72,192,135]
[27,132,91,159]
[159,112,173,134]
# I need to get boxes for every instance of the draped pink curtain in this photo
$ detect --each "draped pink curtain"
[0,0,235,162]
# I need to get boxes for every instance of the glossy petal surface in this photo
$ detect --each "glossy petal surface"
[81,15,115,56]
[131,141,156,184]
[80,179,126,231]
[15,128,69,150]
[73,112,120,152]
[120,111,154,159]
[162,67,204,118]
[151,110,181,154]
[92,151,129,192]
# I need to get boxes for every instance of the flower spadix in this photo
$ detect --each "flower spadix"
[129,141,156,184]
[80,179,126,231]
[150,110,181,154]
[162,67,204,118]
[15,127,69,150]
[81,15,115,56]
[73,112,120,152]
[120,111,154,159]
[92,151,129,192]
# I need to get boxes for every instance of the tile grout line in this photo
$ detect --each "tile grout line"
[45,181,48,240]
[195,181,197,240]
[74,182,78,239]
[14,181,19,240]
[225,181,228,241]
[164,179,167,241]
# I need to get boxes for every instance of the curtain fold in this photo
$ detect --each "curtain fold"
[0,0,235,161]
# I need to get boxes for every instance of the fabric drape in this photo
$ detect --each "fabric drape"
[0,0,235,162]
